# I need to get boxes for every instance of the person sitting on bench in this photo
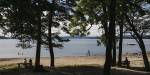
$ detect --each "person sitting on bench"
[29,58,33,68]
[23,58,27,68]
[124,57,130,67]
[18,58,33,68]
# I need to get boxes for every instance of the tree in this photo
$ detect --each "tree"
[45,0,73,67]
[125,14,150,71]
[121,0,150,70]
[1,0,72,69]
[112,28,116,66]
[103,0,116,74]
[47,0,55,67]
[117,17,124,66]
[67,0,116,75]
[0,0,47,70]
[67,0,150,74]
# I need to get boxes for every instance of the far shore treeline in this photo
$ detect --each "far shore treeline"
[1,35,150,39]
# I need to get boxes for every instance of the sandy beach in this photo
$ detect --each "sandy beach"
[0,56,104,68]
[0,53,150,75]
[0,53,150,68]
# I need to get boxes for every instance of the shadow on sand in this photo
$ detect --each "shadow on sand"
[0,65,150,75]
[0,65,102,75]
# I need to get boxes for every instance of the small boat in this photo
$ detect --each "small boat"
[127,43,136,45]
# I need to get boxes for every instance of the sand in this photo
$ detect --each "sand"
[0,53,149,68]
[0,54,150,75]
[0,56,104,67]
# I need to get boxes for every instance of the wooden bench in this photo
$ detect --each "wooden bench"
[17,63,33,68]
[121,61,130,68]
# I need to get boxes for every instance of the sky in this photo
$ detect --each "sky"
[0,24,101,37]
[55,25,101,37]
[142,3,150,10]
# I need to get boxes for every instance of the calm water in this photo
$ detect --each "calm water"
[0,39,150,58]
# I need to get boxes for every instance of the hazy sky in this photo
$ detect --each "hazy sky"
[58,25,101,37]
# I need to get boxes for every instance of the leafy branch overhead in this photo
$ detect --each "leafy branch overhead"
[0,0,72,49]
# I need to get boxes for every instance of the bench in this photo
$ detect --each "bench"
[17,63,33,68]
[121,61,130,68]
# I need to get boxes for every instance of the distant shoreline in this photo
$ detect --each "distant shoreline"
[1,36,150,39]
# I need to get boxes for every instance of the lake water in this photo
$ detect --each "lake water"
[0,39,150,58]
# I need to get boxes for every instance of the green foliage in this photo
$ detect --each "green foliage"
[66,0,104,37]
[67,0,150,42]
[0,0,72,49]
[98,34,107,47]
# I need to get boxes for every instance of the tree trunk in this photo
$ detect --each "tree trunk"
[48,1,55,67]
[125,14,150,71]
[48,24,55,67]
[112,30,116,66]
[35,13,42,70]
[118,21,123,66]
[103,0,116,75]
[138,38,150,71]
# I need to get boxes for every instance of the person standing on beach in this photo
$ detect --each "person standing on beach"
[87,50,91,56]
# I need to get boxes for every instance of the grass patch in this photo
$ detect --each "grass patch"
[0,64,149,75]
[0,64,17,69]
[0,65,102,75]
[56,65,102,75]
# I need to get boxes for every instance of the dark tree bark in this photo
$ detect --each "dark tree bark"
[35,13,42,70]
[102,3,108,34]
[118,20,123,66]
[48,0,55,67]
[48,12,55,67]
[112,30,116,66]
[103,0,116,75]
[125,14,150,71]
